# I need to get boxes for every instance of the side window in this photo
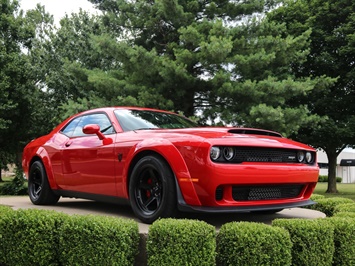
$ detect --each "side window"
[61,117,82,138]
[61,113,115,138]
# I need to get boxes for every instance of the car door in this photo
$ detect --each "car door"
[59,112,117,196]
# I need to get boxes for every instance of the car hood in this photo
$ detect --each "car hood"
[134,127,314,151]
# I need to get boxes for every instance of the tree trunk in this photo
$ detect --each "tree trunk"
[326,150,338,193]
[0,167,2,182]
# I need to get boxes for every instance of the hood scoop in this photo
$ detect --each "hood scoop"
[228,128,282,138]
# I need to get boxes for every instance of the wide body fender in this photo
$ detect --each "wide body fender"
[123,138,202,206]
[23,146,59,190]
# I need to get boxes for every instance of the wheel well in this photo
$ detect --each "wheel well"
[28,156,42,173]
[29,156,42,166]
[126,150,176,196]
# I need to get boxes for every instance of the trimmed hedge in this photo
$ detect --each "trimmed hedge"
[0,209,139,266]
[333,211,355,218]
[310,193,325,201]
[217,222,292,266]
[272,219,334,266]
[333,203,355,214]
[318,175,342,183]
[327,217,355,266]
[1,203,355,265]
[0,205,13,214]
[0,209,67,266]
[311,197,354,216]
[59,214,139,266]
[147,218,216,266]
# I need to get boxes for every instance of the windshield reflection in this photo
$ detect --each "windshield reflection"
[114,109,197,132]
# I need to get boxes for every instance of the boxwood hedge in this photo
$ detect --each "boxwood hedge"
[327,217,355,266]
[147,218,215,266]
[58,214,139,266]
[217,222,292,266]
[1,199,355,265]
[272,219,334,266]
[0,209,67,266]
[310,197,354,216]
[0,209,139,266]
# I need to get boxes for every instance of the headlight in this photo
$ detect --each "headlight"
[297,151,305,162]
[223,147,235,161]
[305,152,313,163]
[210,147,221,161]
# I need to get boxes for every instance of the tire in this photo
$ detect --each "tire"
[28,161,60,205]
[129,155,177,223]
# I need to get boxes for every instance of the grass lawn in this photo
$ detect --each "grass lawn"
[313,182,355,201]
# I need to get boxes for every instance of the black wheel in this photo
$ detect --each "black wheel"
[28,161,60,205]
[129,155,177,223]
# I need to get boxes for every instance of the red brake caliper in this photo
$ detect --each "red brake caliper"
[146,178,152,198]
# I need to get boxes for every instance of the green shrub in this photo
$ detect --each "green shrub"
[327,217,355,266]
[317,176,342,183]
[0,205,13,214]
[58,215,139,266]
[318,175,328,182]
[147,218,216,266]
[310,194,325,201]
[217,222,292,266]
[0,168,27,195]
[303,194,326,210]
[272,219,334,266]
[333,212,355,218]
[334,203,355,214]
[0,209,67,266]
[312,197,354,216]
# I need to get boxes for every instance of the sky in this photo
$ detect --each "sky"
[19,0,97,23]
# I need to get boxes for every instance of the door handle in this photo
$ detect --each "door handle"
[65,140,72,147]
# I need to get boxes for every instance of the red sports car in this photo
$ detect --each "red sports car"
[22,107,319,223]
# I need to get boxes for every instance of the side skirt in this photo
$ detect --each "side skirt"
[53,190,130,206]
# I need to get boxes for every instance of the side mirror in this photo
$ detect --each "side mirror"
[82,124,113,145]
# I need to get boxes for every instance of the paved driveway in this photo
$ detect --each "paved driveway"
[0,196,325,233]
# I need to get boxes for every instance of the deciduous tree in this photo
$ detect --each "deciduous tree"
[0,0,53,167]
[268,0,355,193]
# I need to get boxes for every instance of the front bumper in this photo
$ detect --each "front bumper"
[177,199,316,213]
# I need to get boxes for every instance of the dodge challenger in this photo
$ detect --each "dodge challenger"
[22,107,319,223]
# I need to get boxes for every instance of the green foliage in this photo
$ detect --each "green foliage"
[0,205,13,214]
[56,0,322,137]
[310,193,325,201]
[327,217,355,266]
[0,0,55,157]
[302,193,325,210]
[217,222,292,266]
[0,167,27,195]
[0,209,139,266]
[147,218,216,266]
[0,209,67,266]
[58,215,139,266]
[272,219,334,266]
[334,203,355,214]
[268,0,355,192]
[333,212,355,218]
[311,197,354,217]
[318,175,342,183]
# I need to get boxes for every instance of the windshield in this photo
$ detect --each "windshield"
[114,109,198,132]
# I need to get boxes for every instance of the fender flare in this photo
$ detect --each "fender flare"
[123,138,202,206]
[31,147,59,190]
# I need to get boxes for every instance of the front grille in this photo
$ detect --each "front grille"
[233,148,297,163]
[232,185,303,201]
